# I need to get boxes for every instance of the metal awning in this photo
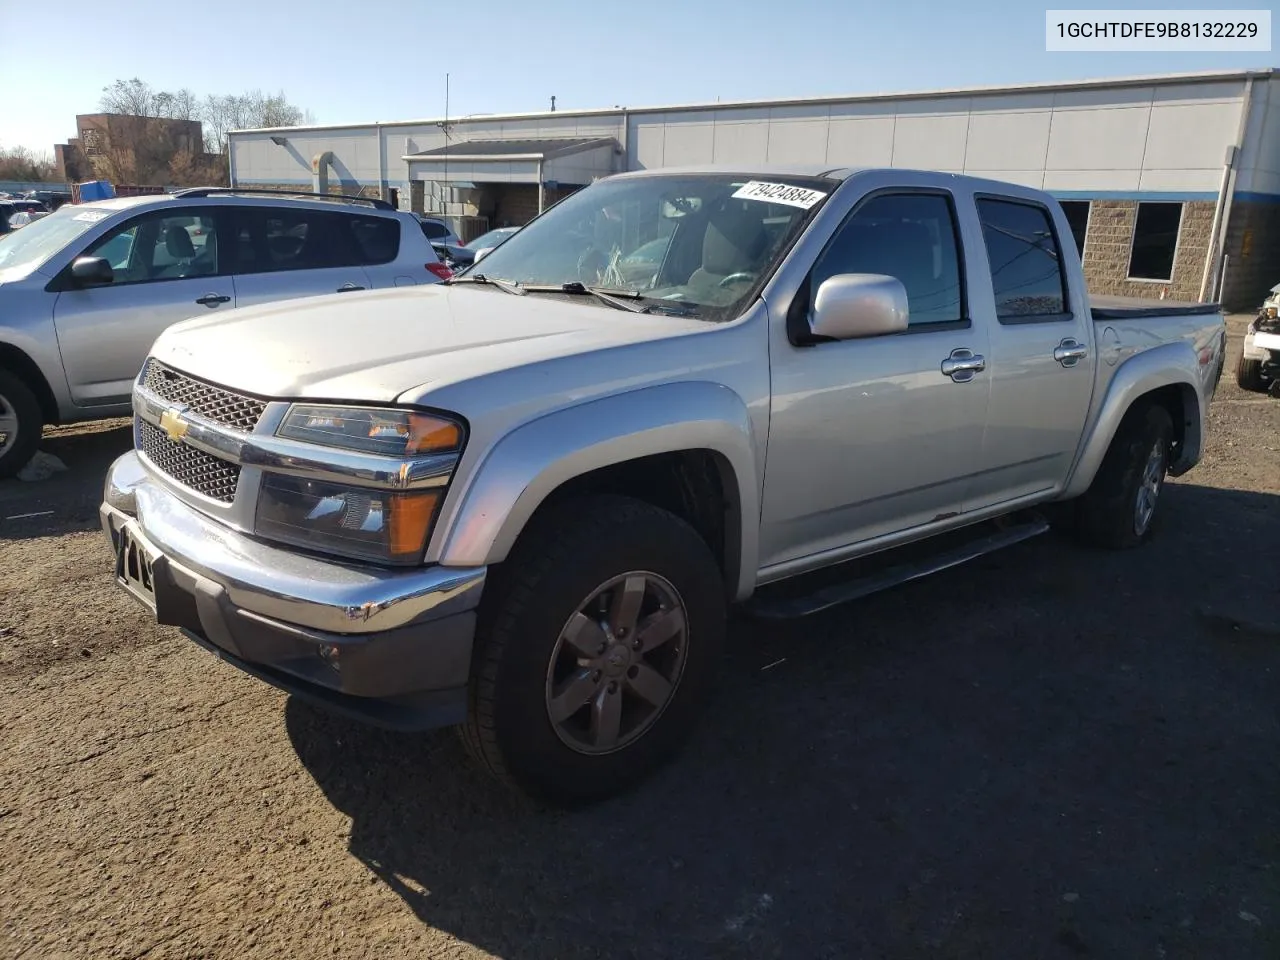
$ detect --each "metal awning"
[403,137,619,186]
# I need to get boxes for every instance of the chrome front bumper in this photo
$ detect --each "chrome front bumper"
[100,451,486,730]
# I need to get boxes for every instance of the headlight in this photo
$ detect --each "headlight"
[1266,305,1278,319]
[277,404,462,456]
[257,404,465,564]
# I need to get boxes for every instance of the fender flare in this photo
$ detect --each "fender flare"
[434,380,760,600]
[1061,339,1205,499]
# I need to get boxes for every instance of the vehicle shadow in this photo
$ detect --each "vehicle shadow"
[0,420,132,541]
[285,481,1280,960]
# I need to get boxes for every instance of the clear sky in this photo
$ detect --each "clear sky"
[0,0,1273,153]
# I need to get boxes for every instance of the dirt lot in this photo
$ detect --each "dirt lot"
[2,316,1277,960]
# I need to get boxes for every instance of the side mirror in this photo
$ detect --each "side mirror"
[70,256,114,287]
[473,247,494,263]
[810,273,909,340]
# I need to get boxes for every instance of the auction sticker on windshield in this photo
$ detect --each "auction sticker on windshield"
[731,181,827,209]
[72,210,109,222]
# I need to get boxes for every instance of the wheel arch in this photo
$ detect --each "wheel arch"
[1063,341,1205,498]
[0,341,59,424]
[433,381,760,601]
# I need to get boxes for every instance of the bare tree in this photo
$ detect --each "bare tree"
[0,145,58,182]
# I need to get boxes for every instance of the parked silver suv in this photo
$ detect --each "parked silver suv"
[0,188,448,476]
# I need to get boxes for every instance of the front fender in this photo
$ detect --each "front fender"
[434,380,760,600]
[1062,340,1204,499]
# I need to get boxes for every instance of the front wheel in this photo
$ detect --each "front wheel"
[1072,403,1174,550]
[0,370,43,480]
[461,494,727,805]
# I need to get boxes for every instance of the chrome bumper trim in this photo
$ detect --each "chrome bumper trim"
[102,451,485,635]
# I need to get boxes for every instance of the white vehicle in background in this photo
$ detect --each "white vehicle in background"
[1238,284,1280,395]
[0,187,449,477]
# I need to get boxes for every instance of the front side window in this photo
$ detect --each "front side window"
[977,197,1068,321]
[460,174,834,320]
[81,209,219,284]
[811,193,964,326]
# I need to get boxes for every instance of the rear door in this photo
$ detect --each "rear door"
[964,194,1096,507]
[50,206,234,407]
[228,205,371,307]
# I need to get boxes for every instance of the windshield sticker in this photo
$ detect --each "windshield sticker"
[731,181,827,209]
[72,210,109,222]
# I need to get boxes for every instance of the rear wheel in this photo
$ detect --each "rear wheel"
[461,494,726,805]
[0,370,43,480]
[1072,403,1174,550]
[1237,354,1267,392]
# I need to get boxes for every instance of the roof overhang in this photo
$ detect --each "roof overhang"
[401,137,618,164]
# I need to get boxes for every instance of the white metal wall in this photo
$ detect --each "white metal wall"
[229,73,1273,202]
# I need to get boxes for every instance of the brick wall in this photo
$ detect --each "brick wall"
[1220,200,1280,312]
[1080,200,1215,302]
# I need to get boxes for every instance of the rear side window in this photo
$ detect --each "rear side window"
[976,197,1069,321]
[419,219,451,240]
[348,215,400,265]
[812,192,965,327]
[231,208,353,274]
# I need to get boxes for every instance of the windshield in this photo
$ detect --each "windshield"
[458,174,832,320]
[0,204,108,272]
[466,227,518,250]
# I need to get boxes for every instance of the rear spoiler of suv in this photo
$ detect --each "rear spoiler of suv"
[170,187,395,212]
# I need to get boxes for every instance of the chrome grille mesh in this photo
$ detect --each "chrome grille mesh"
[138,419,241,503]
[141,359,267,432]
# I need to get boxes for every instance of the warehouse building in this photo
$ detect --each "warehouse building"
[228,68,1279,310]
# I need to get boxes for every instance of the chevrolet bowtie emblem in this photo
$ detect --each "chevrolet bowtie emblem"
[159,407,189,442]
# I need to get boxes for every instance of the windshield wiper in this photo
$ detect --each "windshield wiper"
[524,281,650,313]
[444,274,526,296]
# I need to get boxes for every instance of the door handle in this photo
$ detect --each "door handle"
[336,283,365,293]
[1053,338,1089,367]
[195,293,231,307]
[941,348,986,382]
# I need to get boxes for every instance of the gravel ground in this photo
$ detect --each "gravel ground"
[1,316,1277,960]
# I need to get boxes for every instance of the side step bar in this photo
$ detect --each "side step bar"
[744,516,1051,620]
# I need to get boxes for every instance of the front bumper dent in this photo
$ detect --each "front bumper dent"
[100,451,486,730]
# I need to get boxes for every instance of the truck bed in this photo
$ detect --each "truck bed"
[1090,294,1222,321]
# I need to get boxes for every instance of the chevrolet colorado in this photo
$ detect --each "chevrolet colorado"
[100,166,1226,803]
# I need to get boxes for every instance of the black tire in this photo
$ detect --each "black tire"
[0,369,43,480]
[1073,403,1174,550]
[461,493,727,805]
[1236,354,1267,393]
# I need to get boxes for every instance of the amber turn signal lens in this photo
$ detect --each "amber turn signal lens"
[388,490,442,556]
[406,415,462,455]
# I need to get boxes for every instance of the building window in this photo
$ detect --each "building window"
[1127,202,1183,282]
[1059,201,1090,259]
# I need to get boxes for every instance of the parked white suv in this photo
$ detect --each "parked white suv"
[0,188,450,476]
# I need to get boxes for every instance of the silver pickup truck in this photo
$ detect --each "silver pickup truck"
[100,166,1226,804]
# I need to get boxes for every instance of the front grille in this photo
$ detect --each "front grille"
[139,419,241,503]
[142,359,268,433]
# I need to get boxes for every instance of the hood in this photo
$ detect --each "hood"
[151,284,710,403]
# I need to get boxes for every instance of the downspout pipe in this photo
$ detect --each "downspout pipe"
[537,158,545,214]
[1200,145,1236,302]
[1202,76,1256,303]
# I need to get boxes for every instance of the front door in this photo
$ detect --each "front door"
[228,206,371,308]
[964,195,1096,507]
[51,207,233,407]
[759,191,993,572]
